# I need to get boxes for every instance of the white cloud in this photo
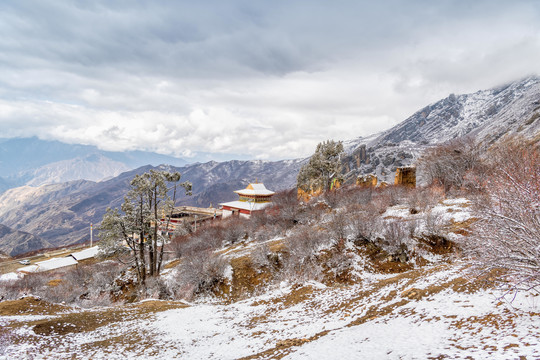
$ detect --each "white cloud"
[0,1,539,160]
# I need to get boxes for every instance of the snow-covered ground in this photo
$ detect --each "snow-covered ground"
[2,263,538,360]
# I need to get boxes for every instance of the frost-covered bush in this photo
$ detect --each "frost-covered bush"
[417,136,483,193]
[465,138,540,295]
[347,207,379,244]
[221,217,248,245]
[327,210,349,241]
[380,219,412,262]
[280,226,329,282]
[422,211,447,238]
[172,223,227,258]
[250,242,275,270]
[337,186,373,208]
[0,261,124,306]
[0,279,23,300]
[172,251,228,299]
[143,277,170,299]
[407,186,445,213]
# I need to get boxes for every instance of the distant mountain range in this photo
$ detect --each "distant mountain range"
[0,159,303,255]
[0,137,189,189]
[0,76,539,256]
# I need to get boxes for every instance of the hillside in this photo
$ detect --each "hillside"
[1,182,538,358]
[0,159,303,255]
[0,170,149,254]
[1,263,537,359]
[342,76,540,182]
[0,224,51,257]
[0,133,538,358]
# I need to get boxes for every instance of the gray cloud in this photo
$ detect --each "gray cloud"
[1,0,540,160]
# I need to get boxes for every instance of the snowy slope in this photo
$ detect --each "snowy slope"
[343,76,540,182]
[1,264,537,359]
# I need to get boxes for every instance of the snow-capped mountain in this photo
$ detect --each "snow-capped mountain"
[343,76,540,182]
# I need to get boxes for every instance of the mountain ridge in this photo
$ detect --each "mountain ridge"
[0,137,188,189]
[342,75,540,183]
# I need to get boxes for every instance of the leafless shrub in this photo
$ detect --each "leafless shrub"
[279,226,329,282]
[327,211,349,241]
[464,138,540,296]
[418,136,484,193]
[170,234,194,258]
[249,210,270,230]
[173,220,194,236]
[0,279,24,300]
[384,186,411,206]
[221,217,248,245]
[173,222,228,259]
[407,186,445,213]
[252,224,283,242]
[370,188,396,214]
[173,251,228,299]
[21,272,49,292]
[0,261,124,306]
[250,241,277,270]
[348,206,379,245]
[324,249,354,281]
[321,189,344,208]
[296,201,328,225]
[422,211,447,238]
[380,219,411,262]
[270,189,300,223]
[345,186,373,206]
[143,277,171,299]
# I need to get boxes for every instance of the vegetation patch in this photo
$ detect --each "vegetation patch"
[0,296,70,316]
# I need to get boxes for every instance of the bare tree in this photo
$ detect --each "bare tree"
[173,251,228,299]
[465,138,539,296]
[418,137,483,192]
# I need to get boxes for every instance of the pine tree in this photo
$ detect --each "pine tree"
[297,140,345,193]
[99,169,191,285]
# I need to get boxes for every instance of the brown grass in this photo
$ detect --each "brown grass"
[0,296,70,316]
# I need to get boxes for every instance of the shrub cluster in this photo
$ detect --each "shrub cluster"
[0,261,125,307]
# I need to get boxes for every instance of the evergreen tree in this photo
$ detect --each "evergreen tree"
[297,140,345,193]
[99,169,191,285]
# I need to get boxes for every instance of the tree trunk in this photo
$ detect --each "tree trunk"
[152,187,158,276]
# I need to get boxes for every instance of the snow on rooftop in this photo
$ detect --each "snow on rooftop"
[16,264,40,274]
[220,200,272,212]
[70,246,99,261]
[234,183,275,196]
[16,257,79,273]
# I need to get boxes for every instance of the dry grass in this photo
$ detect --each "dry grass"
[1,297,189,357]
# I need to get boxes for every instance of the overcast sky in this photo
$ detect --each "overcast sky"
[1,1,539,160]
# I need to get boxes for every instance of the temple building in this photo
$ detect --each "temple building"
[220,183,275,218]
